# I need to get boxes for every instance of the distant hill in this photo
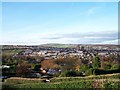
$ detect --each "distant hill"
[39,43,76,48]
[2,44,119,49]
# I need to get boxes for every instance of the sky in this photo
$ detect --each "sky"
[1,2,118,45]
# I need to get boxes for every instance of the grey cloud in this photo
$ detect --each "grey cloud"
[41,31,118,44]
[62,31,118,38]
[47,31,117,38]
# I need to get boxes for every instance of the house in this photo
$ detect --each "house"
[47,69,58,75]
[33,73,41,77]
[98,52,108,56]
[0,65,10,69]
[24,49,33,54]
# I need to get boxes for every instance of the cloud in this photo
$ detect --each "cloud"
[86,7,97,15]
[1,29,118,45]
[80,6,103,16]
[43,31,118,44]
[100,39,119,44]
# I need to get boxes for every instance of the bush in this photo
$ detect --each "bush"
[111,64,120,70]
[86,68,94,75]
[66,70,77,77]
[59,70,81,77]
[93,69,120,75]
[103,62,111,70]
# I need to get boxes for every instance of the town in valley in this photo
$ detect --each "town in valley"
[1,44,120,80]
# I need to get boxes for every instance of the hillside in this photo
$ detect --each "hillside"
[2,73,120,89]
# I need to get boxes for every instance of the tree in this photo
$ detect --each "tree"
[93,55,101,69]
[111,64,120,70]
[55,57,79,71]
[41,59,60,70]
[34,64,41,71]
[16,61,31,77]
[103,61,111,70]
[75,64,80,72]
[80,64,89,72]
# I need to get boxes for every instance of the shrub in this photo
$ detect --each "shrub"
[59,70,81,77]
[111,64,120,70]
[86,68,94,75]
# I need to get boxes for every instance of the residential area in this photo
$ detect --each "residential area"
[1,44,120,78]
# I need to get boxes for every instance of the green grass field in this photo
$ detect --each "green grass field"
[2,49,22,56]
[2,73,120,89]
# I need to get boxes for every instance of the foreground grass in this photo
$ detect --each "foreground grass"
[3,80,93,88]
[2,73,120,89]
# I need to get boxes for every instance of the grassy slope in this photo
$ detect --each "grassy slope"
[2,73,120,89]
